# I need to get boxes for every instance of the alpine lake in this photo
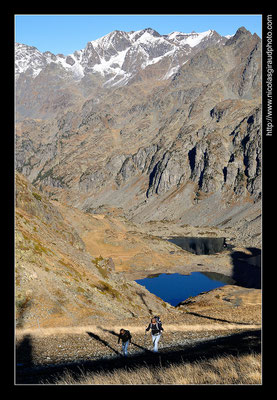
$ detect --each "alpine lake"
[136,237,236,306]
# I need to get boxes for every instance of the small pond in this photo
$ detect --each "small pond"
[136,272,236,306]
[167,236,228,255]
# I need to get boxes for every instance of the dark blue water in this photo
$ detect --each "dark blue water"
[136,272,235,306]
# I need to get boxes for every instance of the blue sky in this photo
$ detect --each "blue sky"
[15,14,262,55]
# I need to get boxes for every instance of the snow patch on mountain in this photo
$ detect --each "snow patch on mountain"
[167,29,214,47]
[92,48,129,76]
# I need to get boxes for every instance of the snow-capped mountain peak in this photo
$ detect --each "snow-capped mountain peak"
[15,28,228,86]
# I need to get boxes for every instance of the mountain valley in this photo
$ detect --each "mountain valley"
[15,25,261,335]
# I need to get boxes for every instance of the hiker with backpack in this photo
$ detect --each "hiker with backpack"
[118,328,132,357]
[145,316,164,352]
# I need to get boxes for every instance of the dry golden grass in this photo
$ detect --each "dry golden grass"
[16,321,260,339]
[52,352,261,385]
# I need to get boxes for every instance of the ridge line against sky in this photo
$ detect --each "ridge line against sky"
[15,14,262,56]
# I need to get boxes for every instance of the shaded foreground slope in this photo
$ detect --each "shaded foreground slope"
[16,328,261,384]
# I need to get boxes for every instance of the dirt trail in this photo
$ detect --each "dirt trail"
[16,321,260,338]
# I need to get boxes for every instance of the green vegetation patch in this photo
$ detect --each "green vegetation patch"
[32,192,42,201]
[92,256,110,279]
[97,280,121,300]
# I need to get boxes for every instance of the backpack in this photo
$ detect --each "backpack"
[122,330,132,342]
[151,316,162,335]
[154,315,161,324]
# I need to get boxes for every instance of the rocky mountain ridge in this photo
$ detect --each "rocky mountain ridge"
[15,28,232,121]
[15,28,228,86]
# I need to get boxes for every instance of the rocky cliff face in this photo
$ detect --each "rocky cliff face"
[15,26,261,238]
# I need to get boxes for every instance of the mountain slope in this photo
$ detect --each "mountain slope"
[15,172,175,329]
